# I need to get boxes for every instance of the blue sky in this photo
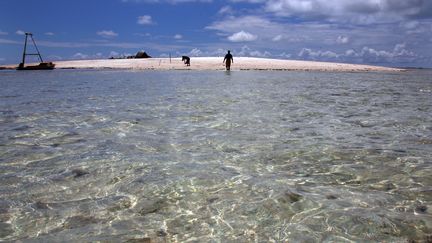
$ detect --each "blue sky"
[1,0,432,67]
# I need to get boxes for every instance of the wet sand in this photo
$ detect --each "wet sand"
[1,57,402,72]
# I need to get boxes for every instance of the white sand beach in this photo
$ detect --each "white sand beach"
[2,57,402,72]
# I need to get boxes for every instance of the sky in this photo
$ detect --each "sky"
[1,0,432,67]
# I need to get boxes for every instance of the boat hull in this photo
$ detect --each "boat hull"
[17,62,55,70]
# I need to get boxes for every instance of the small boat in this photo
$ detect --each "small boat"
[17,32,55,70]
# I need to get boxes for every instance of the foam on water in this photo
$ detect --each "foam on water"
[0,70,431,242]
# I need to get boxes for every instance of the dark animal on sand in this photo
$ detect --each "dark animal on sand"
[182,56,190,66]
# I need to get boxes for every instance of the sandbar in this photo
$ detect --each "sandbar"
[1,57,402,72]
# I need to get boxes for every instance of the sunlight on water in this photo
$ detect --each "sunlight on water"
[0,70,431,242]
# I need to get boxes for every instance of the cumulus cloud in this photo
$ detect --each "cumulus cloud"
[109,51,120,58]
[174,34,183,39]
[336,35,349,44]
[358,43,417,63]
[137,15,154,25]
[72,52,110,60]
[297,43,417,63]
[249,50,272,57]
[299,48,339,59]
[134,32,151,37]
[207,16,274,32]
[218,6,234,15]
[96,30,118,38]
[0,30,8,35]
[16,30,25,35]
[236,45,271,57]
[227,30,257,42]
[207,15,314,43]
[45,32,55,36]
[187,48,203,56]
[272,34,283,42]
[233,0,432,24]
[277,52,292,58]
[72,52,89,59]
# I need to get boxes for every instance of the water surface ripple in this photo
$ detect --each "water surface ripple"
[0,70,431,242]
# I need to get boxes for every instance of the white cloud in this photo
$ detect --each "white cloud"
[234,0,432,25]
[236,45,271,57]
[358,43,416,62]
[96,30,118,38]
[249,50,272,57]
[134,32,151,37]
[278,52,292,58]
[0,38,20,45]
[228,30,257,42]
[218,6,234,15]
[0,30,7,35]
[297,43,417,63]
[45,32,55,36]
[207,16,274,32]
[272,34,283,41]
[336,35,349,44]
[137,15,154,25]
[109,51,120,57]
[174,34,183,39]
[401,20,419,29]
[72,53,89,59]
[298,48,339,59]
[72,52,112,60]
[188,48,203,56]
[16,30,25,35]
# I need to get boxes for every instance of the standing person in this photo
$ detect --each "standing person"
[223,50,233,71]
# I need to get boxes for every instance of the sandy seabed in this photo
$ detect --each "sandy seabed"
[2,57,402,72]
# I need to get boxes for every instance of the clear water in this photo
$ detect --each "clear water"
[0,70,431,242]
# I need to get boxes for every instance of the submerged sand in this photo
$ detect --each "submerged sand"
[2,57,402,72]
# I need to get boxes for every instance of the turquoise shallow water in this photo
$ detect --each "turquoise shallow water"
[0,70,431,242]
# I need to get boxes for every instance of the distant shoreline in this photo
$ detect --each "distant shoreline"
[0,57,404,72]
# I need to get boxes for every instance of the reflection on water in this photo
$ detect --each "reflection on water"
[0,70,431,242]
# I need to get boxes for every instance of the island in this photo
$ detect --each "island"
[1,57,403,72]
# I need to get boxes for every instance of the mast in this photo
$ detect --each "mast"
[21,33,29,65]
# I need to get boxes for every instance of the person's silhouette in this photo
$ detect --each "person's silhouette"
[223,50,233,71]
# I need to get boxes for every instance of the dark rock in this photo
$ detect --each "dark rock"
[12,125,31,131]
[33,201,50,210]
[63,215,99,229]
[207,197,218,204]
[415,205,428,214]
[156,229,167,237]
[137,199,165,216]
[71,168,89,178]
[125,238,152,243]
[51,143,60,148]
[326,195,338,200]
[384,183,396,191]
[278,190,303,204]
[0,222,14,238]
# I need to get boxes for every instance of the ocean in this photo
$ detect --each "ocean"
[0,69,431,242]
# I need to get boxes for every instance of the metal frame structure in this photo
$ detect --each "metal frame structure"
[21,32,44,65]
